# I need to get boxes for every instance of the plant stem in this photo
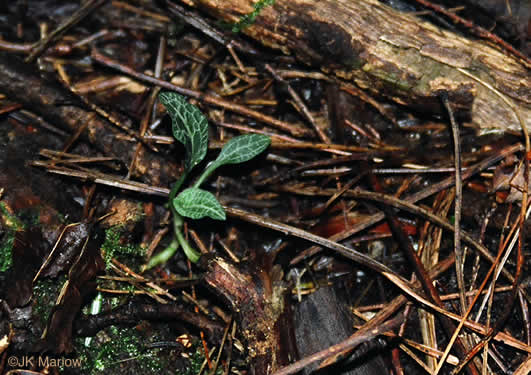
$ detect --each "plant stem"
[173,209,184,229]
[144,238,179,270]
[167,171,201,263]
[175,224,201,263]
[193,161,219,188]
[170,172,188,202]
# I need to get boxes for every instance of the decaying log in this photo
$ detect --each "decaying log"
[294,286,387,375]
[202,256,297,375]
[178,0,530,133]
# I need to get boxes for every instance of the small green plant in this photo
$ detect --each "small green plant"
[146,92,270,268]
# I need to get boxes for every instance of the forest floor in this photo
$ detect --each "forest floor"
[0,1,530,374]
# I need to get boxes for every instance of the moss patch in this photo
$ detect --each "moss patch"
[0,202,25,272]
[101,226,145,269]
[76,326,166,375]
[33,275,67,327]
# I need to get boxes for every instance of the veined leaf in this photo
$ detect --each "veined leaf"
[159,91,208,171]
[214,134,270,167]
[193,134,271,188]
[174,188,226,221]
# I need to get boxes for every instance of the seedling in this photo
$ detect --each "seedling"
[146,92,270,268]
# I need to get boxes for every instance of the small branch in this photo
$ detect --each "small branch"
[440,91,466,315]
[368,173,478,375]
[25,0,107,63]
[222,206,531,354]
[273,313,403,375]
[91,50,311,138]
[345,190,522,288]
[265,64,331,143]
[30,161,170,196]
[290,143,523,265]
[410,0,531,66]
[75,302,224,340]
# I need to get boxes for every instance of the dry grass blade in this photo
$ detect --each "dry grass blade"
[348,190,527,292]
[440,93,466,318]
[513,352,531,374]
[381,272,530,353]
[433,202,531,374]
[368,170,477,375]
[290,143,523,265]
[3,0,530,371]
[91,50,311,138]
[30,160,170,197]
[224,206,531,353]
[25,0,107,63]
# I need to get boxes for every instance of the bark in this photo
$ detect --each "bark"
[178,0,531,133]
[202,256,297,375]
[75,302,225,341]
[294,286,387,375]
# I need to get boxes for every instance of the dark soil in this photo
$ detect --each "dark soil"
[0,1,530,374]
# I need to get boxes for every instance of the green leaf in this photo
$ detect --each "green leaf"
[214,134,270,166]
[159,91,208,171]
[174,188,226,221]
[193,134,271,188]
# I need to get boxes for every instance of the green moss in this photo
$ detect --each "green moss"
[0,230,14,272]
[0,202,24,229]
[17,207,42,227]
[110,295,124,309]
[235,0,275,32]
[182,344,224,375]
[220,0,275,33]
[183,347,206,375]
[76,326,165,375]
[101,226,145,269]
[76,326,225,374]
[0,202,25,272]
[33,276,66,326]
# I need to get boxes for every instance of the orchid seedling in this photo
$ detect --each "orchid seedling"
[145,92,270,268]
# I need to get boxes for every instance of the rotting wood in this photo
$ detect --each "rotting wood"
[176,0,530,133]
[294,286,388,375]
[202,256,297,375]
